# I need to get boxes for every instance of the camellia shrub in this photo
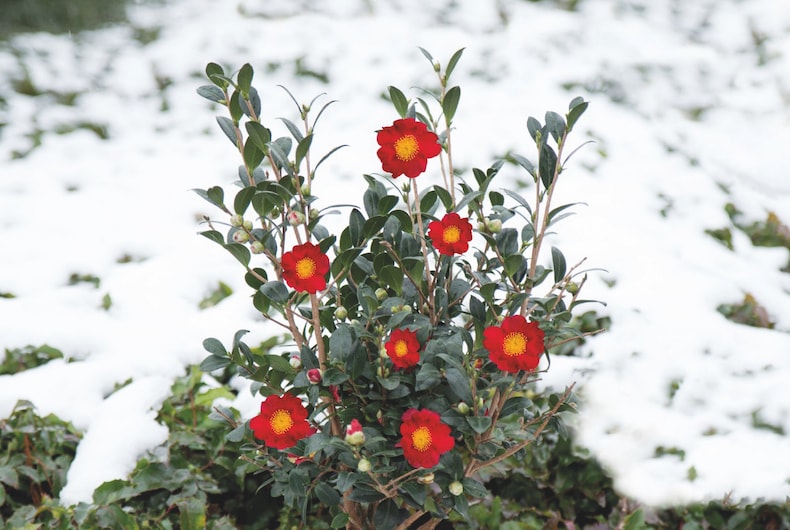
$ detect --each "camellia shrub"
[194,48,601,529]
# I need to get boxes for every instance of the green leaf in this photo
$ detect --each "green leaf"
[331,513,350,529]
[504,254,525,278]
[243,138,265,174]
[623,508,646,530]
[462,478,487,498]
[551,246,567,283]
[225,243,250,267]
[237,63,253,96]
[445,367,473,404]
[379,265,403,295]
[178,497,207,530]
[388,86,409,118]
[245,121,271,154]
[202,337,227,356]
[260,281,290,303]
[200,355,230,372]
[495,228,518,256]
[0,466,19,489]
[206,186,225,209]
[507,153,535,176]
[445,48,465,81]
[373,498,404,530]
[566,98,588,132]
[314,482,341,506]
[226,423,246,442]
[199,229,224,245]
[278,117,304,142]
[196,85,225,104]
[205,62,225,84]
[538,142,558,189]
[295,133,313,169]
[434,185,453,211]
[415,363,441,391]
[469,295,486,323]
[545,111,566,141]
[502,188,533,215]
[330,325,353,360]
[466,416,492,434]
[234,186,256,215]
[349,208,365,246]
[442,86,461,124]
[417,46,434,63]
[216,116,238,147]
[526,116,541,142]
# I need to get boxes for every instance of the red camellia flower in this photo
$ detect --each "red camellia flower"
[249,393,314,450]
[427,212,473,256]
[384,328,421,369]
[376,118,441,178]
[482,315,545,373]
[399,408,455,468]
[281,242,329,293]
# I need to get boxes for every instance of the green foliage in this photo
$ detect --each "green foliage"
[0,0,132,38]
[0,345,64,375]
[0,401,81,527]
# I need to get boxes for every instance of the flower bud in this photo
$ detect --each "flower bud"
[566,281,579,294]
[486,218,502,233]
[376,365,388,377]
[287,210,305,226]
[289,355,302,370]
[301,183,311,196]
[376,410,383,423]
[456,402,470,415]
[232,230,249,243]
[357,458,372,473]
[307,368,322,384]
[250,240,266,254]
[375,288,388,301]
[230,214,244,227]
[334,306,348,320]
[477,221,487,232]
[309,208,319,220]
[345,419,366,446]
[417,473,435,485]
[448,481,464,496]
[242,219,253,231]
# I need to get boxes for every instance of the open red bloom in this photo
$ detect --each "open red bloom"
[249,393,314,450]
[385,328,421,369]
[399,408,455,468]
[281,242,329,293]
[428,213,473,256]
[376,118,441,178]
[483,315,545,373]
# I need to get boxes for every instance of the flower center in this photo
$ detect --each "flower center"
[394,135,419,161]
[442,226,461,244]
[502,332,527,357]
[295,257,317,279]
[394,340,409,358]
[411,426,432,452]
[270,409,294,435]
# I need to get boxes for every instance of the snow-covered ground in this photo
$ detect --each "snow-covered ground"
[1,0,789,508]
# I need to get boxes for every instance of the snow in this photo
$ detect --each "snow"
[1,0,789,508]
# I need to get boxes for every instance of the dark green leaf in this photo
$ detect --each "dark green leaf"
[566,99,588,132]
[466,416,491,434]
[295,133,313,169]
[508,153,535,176]
[445,367,473,404]
[545,110,566,141]
[462,478,487,498]
[539,142,558,189]
[243,138,265,174]
[469,295,486,323]
[415,363,441,391]
[237,63,253,96]
[225,243,250,267]
[202,337,227,356]
[278,117,304,142]
[330,325,353,360]
[418,47,434,63]
[200,355,230,372]
[245,121,271,154]
[495,228,519,256]
[379,265,403,295]
[504,255,525,277]
[388,86,409,118]
[442,86,461,124]
[199,230,224,245]
[205,62,225,84]
[216,116,238,147]
[526,116,541,142]
[260,281,289,303]
[206,186,225,209]
[373,498,404,530]
[551,246,567,283]
[445,48,465,81]
[196,85,225,104]
[502,188,533,215]
[314,482,341,506]
[234,186,256,215]
[331,513,350,529]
